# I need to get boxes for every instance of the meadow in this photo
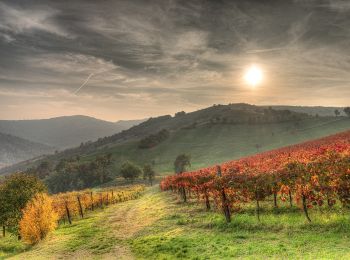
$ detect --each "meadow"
[2,187,350,259]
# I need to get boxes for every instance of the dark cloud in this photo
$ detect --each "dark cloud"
[0,0,349,120]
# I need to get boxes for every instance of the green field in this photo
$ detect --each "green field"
[2,187,350,259]
[84,117,350,174]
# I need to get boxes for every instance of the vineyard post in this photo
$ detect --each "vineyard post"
[90,192,94,211]
[77,196,84,218]
[205,190,211,210]
[2,225,5,237]
[111,191,114,204]
[179,177,187,203]
[302,194,312,222]
[106,194,109,206]
[100,193,103,208]
[273,191,278,208]
[289,190,293,207]
[182,186,187,203]
[217,165,231,223]
[255,190,261,222]
[65,201,72,224]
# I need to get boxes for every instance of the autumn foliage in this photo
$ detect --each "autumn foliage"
[1,184,145,244]
[160,130,350,222]
[51,185,145,224]
[19,193,58,245]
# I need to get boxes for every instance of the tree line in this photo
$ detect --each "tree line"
[23,154,156,193]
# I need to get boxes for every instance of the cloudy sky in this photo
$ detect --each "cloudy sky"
[0,0,349,121]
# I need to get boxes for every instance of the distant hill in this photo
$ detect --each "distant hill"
[2,103,349,176]
[0,116,146,149]
[0,132,54,168]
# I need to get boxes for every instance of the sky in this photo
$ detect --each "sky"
[0,0,349,121]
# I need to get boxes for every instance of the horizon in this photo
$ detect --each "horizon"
[0,103,347,122]
[1,0,350,121]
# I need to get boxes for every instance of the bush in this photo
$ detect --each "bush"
[19,193,58,245]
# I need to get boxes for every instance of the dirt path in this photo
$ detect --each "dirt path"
[9,187,167,260]
[103,187,168,259]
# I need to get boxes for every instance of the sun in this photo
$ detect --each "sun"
[244,65,263,87]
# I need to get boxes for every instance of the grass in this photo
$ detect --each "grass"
[1,205,121,259]
[2,187,350,259]
[84,117,350,174]
[129,188,350,259]
[0,235,27,259]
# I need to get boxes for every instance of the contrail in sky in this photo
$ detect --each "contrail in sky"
[246,47,286,54]
[74,73,94,94]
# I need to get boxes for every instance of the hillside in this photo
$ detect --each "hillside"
[0,133,53,168]
[0,116,146,149]
[271,105,346,117]
[2,104,349,176]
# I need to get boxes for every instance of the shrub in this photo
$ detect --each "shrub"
[19,193,58,245]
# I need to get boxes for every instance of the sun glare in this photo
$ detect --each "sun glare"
[244,65,263,87]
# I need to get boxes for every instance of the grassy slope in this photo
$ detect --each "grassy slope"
[85,117,350,174]
[3,187,350,259]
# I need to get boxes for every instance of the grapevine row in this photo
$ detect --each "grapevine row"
[51,185,145,224]
[160,131,350,222]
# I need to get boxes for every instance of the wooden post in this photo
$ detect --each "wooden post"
[182,187,187,202]
[106,194,109,206]
[273,192,278,208]
[2,225,5,237]
[65,201,72,224]
[100,194,103,208]
[256,192,261,222]
[205,191,211,210]
[111,191,114,204]
[77,196,84,218]
[302,194,311,222]
[217,165,231,223]
[90,192,94,211]
[289,190,293,207]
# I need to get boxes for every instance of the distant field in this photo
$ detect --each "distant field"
[3,187,350,259]
[83,117,350,174]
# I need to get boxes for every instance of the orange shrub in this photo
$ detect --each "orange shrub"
[19,193,58,245]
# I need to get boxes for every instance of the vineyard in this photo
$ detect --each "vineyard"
[0,183,145,246]
[161,130,350,222]
[51,185,145,225]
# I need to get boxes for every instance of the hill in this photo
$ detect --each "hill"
[0,132,54,168]
[0,116,146,149]
[2,103,349,176]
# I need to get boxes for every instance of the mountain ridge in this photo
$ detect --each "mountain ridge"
[1,103,349,175]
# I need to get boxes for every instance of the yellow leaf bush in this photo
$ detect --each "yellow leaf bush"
[19,193,58,245]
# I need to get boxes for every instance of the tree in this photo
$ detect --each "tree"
[174,154,191,203]
[0,173,46,235]
[334,109,340,117]
[143,164,156,186]
[120,161,142,183]
[95,153,113,184]
[174,154,191,174]
[19,193,58,245]
[344,107,350,117]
